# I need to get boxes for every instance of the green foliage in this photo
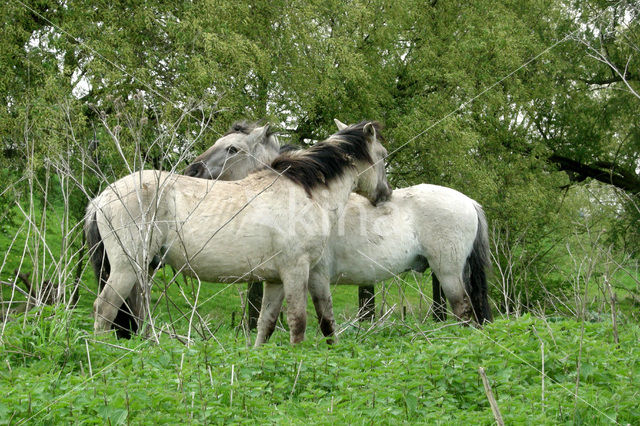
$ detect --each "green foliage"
[1,312,639,423]
[2,2,640,422]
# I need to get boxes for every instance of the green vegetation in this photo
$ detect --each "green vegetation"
[2,0,639,306]
[2,306,639,424]
[1,0,640,424]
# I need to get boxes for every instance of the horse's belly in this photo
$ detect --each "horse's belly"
[330,235,423,284]
[163,229,282,283]
[327,193,425,284]
[178,262,280,283]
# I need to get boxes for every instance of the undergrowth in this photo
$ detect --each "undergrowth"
[1,307,638,424]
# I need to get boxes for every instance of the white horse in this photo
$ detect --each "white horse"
[85,121,391,344]
[86,123,281,338]
[186,120,492,343]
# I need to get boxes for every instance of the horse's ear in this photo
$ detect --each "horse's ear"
[251,124,271,144]
[334,118,348,131]
[363,122,376,143]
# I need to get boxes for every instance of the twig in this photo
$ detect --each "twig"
[290,360,303,398]
[208,366,214,388]
[605,275,620,346]
[14,271,36,298]
[478,367,504,426]
[85,338,140,353]
[0,281,35,302]
[85,340,93,378]
[230,364,235,407]
[532,326,545,412]
[573,319,586,418]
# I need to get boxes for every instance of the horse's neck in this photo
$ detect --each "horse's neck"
[311,168,359,216]
[252,147,280,171]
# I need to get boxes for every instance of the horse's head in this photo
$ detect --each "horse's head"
[185,123,279,180]
[335,120,392,206]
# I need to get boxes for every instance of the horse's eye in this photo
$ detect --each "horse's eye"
[227,146,238,154]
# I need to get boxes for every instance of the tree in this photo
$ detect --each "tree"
[1,0,638,317]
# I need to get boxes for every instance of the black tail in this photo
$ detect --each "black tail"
[85,210,109,291]
[466,204,493,324]
[85,208,138,338]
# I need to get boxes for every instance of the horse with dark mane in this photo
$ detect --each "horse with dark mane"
[186,119,493,340]
[85,121,391,344]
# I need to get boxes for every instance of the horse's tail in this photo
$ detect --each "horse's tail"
[84,200,138,338]
[85,201,110,292]
[467,203,493,324]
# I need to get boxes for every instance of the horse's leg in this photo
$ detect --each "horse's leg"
[110,264,152,338]
[247,282,263,330]
[308,268,336,344]
[112,296,138,339]
[127,282,145,334]
[358,286,375,321]
[431,274,447,322]
[254,282,284,347]
[281,261,310,344]
[94,267,138,334]
[433,271,473,323]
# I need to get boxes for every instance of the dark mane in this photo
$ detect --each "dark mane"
[271,121,381,196]
[279,144,300,154]
[224,120,276,137]
[224,120,255,135]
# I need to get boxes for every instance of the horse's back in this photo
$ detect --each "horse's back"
[94,170,179,213]
[94,169,334,282]
[399,184,478,211]
[399,184,480,272]
[328,184,481,283]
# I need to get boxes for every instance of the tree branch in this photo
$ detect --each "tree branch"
[549,154,640,193]
[579,74,639,85]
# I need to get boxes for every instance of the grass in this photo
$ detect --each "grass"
[1,306,639,424]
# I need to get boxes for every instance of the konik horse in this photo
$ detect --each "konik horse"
[85,121,391,344]
[185,120,493,342]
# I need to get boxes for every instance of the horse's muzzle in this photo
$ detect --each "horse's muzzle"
[184,162,221,180]
[184,163,203,178]
[372,182,393,206]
